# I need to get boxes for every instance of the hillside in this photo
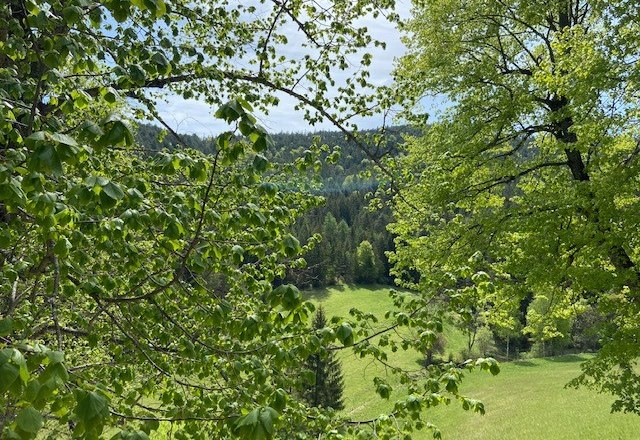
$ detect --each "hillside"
[135,123,409,288]
[308,286,640,440]
[135,123,420,192]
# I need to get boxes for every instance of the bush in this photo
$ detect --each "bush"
[424,333,447,366]
[475,326,497,357]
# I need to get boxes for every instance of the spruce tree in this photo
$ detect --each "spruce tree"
[304,306,345,410]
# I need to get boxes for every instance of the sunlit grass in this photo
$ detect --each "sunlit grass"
[304,284,466,420]
[309,285,640,440]
[426,355,640,440]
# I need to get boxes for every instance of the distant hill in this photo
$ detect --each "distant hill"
[134,122,420,288]
[135,123,420,192]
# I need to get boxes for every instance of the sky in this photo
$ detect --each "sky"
[152,0,442,138]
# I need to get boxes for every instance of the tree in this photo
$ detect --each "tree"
[0,0,420,438]
[424,332,446,366]
[335,219,354,282]
[390,0,640,414]
[0,1,506,438]
[494,318,524,361]
[475,327,497,358]
[524,293,574,357]
[355,240,380,284]
[321,213,339,285]
[302,306,345,410]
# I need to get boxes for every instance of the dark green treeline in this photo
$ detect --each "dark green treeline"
[136,123,404,288]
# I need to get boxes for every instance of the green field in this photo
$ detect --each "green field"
[305,285,640,440]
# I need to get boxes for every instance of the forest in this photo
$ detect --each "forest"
[2,1,640,439]
[137,123,399,288]
[139,122,604,364]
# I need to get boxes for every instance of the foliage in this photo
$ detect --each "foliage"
[569,304,603,351]
[390,0,640,414]
[0,0,502,438]
[474,327,497,358]
[424,332,447,366]
[288,192,395,288]
[136,123,420,192]
[302,306,345,411]
[304,286,638,440]
[136,124,403,289]
[524,294,574,357]
[355,240,381,284]
[304,285,494,436]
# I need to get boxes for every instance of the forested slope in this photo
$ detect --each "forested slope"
[136,123,412,287]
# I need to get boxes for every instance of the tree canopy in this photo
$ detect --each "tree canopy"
[0,0,500,439]
[390,0,640,414]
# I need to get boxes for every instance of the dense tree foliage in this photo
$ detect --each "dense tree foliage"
[137,125,400,288]
[390,0,640,414]
[0,0,502,439]
[355,240,381,284]
[137,123,420,192]
[288,191,394,288]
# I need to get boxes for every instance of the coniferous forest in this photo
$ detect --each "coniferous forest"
[137,123,399,288]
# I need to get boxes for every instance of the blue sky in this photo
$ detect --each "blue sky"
[151,1,445,137]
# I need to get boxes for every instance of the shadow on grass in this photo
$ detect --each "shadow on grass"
[302,283,398,302]
[302,283,349,302]
[511,360,537,367]
[302,287,332,302]
[356,284,394,292]
[547,354,588,363]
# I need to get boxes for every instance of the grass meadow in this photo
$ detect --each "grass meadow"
[306,284,640,440]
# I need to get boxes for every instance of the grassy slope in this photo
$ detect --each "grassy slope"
[428,355,640,440]
[305,285,466,420]
[305,285,640,440]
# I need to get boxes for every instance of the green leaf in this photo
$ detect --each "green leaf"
[252,134,269,152]
[26,131,47,142]
[46,351,65,364]
[75,390,109,424]
[270,389,287,412]
[165,219,184,239]
[151,52,171,74]
[16,407,43,434]
[102,182,125,200]
[44,52,60,69]
[232,245,244,265]
[155,0,167,17]
[50,132,78,147]
[258,182,278,197]
[375,381,391,399]
[0,361,19,392]
[336,323,354,346]
[235,407,279,440]
[282,234,301,257]
[280,285,301,310]
[99,120,132,147]
[0,318,13,336]
[252,154,269,173]
[110,1,131,22]
[103,87,119,104]
[257,407,278,437]
[445,379,458,393]
[54,237,72,256]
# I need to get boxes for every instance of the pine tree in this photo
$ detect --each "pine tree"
[303,306,345,410]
